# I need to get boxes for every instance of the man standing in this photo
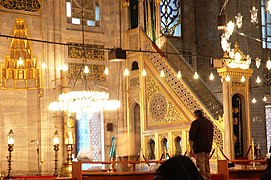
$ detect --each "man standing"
[189,110,214,180]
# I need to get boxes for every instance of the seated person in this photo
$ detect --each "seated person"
[154,155,203,180]
[261,153,271,180]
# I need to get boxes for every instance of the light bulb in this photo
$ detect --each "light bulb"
[226,21,235,35]
[104,67,109,75]
[221,37,230,52]
[142,69,147,77]
[123,68,129,76]
[235,13,243,29]
[267,59,271,70]
[263,96,267,102]
[229,49,235,58]
[256,76,261,84]
[83,65,89,74]
[209,72,214,81]
[235,52,241,63]
[241,75,245,82]
[61,64,69,71]
[41,61,46,69]
[160,70,165,77]
[255,58,261,68]
[194,72,199,79]
[177,71,182,79]
[252,98,257,104]
[18,57,24,65]
[53,137,60,145]
[250,6,258,24]
[225,75,230,82]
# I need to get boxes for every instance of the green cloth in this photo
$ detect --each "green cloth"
[109,137,116,159]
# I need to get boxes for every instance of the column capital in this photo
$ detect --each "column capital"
[217,67,253,78]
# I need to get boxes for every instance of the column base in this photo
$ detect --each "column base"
[59,163,72,177]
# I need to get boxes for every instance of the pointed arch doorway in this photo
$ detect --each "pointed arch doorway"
[232,94,248,158]
[130,103,141,158]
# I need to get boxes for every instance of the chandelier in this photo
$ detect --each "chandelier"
[49,91,120,113]
[223,42,251,69]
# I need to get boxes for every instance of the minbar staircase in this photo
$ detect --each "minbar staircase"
[126,28,224,157]
[157,37,223,121]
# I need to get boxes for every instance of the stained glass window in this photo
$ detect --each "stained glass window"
[66,0,100,27]
[76,110,105,169]
[160,0,181,36]
[266,106,271,152]
[261,0,271,48]
[0,0,41,12]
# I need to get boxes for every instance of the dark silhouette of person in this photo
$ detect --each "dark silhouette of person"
[189,110,213,180]
[154,155,203,180]
[261,153,271,180]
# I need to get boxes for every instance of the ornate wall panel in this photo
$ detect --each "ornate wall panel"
[128,34,139,50]
[0,0,41,12]
[145,75,187,129]
[68,44,105,61]
[68,63,105,80]
[129,77,140,88]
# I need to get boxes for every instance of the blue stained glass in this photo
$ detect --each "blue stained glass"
[77,112,91,170]
[160,0,181,36]
[87,20,95,26]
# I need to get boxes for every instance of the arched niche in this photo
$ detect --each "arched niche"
[161,137,169,159]
[174,136,182,156]
[232,93,247,158]
[147,138,156,160]
[131,61,139,71]
[130,102,141,156]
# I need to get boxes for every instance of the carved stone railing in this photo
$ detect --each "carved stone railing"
[126,28,224,151]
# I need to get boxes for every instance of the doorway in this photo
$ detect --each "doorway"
[232,94,245,158]
[133,103,141,155]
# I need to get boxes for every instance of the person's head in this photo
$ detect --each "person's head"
[154,155,203,180]
[194,110,203,119]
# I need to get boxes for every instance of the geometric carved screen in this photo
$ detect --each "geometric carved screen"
[146,75,186,129]
[149,92,168,121]
[0,0,41,12]
[68,44,105,61]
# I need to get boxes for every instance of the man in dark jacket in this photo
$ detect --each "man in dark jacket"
[189,110,214,180]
